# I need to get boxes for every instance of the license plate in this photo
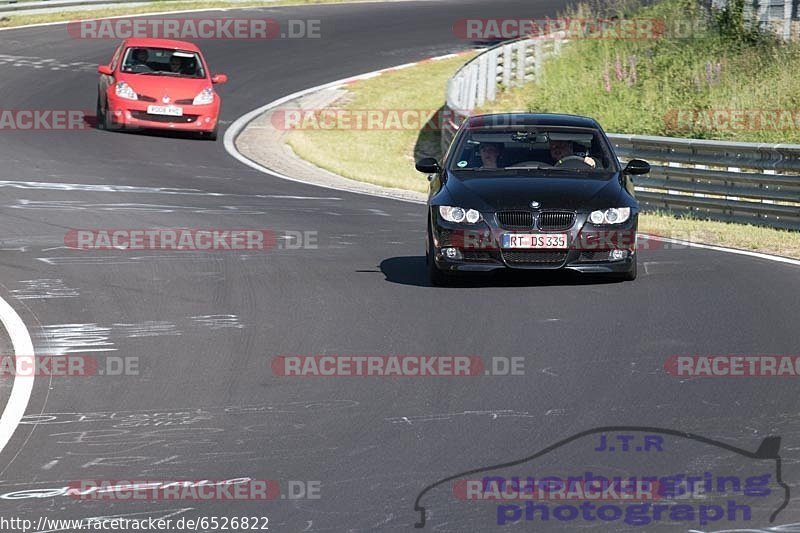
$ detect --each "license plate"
[147,105,183,117]
[502,233,568,249]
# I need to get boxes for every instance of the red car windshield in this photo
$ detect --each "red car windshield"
[121,47,206,79]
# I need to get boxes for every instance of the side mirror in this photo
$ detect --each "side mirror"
[623,159,650,175]
[97,65,113,76]
[211,74,228,84]
[415,157,441,174]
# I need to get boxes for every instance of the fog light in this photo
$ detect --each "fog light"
[443,247,462,260]
[609,249,627,261]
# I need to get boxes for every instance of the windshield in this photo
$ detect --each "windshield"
[120,47,206,78]
[449,126,618,174]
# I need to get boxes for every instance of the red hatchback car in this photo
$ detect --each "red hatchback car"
[97,38,228,140]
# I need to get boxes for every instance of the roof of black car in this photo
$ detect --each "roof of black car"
[464,113,601,129]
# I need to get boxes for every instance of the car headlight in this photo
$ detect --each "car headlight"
[193,88,214,105]
[588,207,631,225]
[115,82,137,100]
[439,206,482,224]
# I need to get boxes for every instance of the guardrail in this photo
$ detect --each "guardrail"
[442,34,565,153]
[442,35,800,230]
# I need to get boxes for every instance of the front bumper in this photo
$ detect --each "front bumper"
[106,94,219,132]
[430,211,637,274]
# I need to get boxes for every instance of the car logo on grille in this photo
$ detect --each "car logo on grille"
[530,201,541,208]
[162,95,171,104]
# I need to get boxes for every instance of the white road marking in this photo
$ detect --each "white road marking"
[0,54,95,72]
[10,279,79,300]
[0,179,341,201]
[639,234,800,267]
[0,293,35,457]
[38,323,115,355]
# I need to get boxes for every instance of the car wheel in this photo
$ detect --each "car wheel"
[103,101,118,131]
[202,124,219,141]
[615,257,637,281]
[96,94,105,130]
[427,231,455,287]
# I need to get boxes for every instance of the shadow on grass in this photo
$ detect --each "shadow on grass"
[379,256,625,288]
[413,106,444,163]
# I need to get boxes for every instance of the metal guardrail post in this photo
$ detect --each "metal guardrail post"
[502,45,512,88]
[533,40,543,80]
[486,49,497,102]
[515,42,526,86]
[476,54,487,106]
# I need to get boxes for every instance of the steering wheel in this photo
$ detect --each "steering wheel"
[510,161,551,168]
[128,63,153,73]
[555,155,594,169]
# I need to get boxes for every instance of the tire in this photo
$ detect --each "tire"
[96,93,105,130]
[103,100,118,131]
[427,231,455,287]
[615,257,637,281]
[196,123,218,141]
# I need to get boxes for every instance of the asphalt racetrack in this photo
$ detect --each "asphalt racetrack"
[0,1,798,530]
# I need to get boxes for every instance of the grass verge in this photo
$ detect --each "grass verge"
[286,53,476,193]
[0,0,370,29]
[284,39,800,258]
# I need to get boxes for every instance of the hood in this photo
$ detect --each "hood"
[116,73,210,101]
[442,171,625,212]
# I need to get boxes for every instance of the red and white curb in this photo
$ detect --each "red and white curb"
[223,49,479,204]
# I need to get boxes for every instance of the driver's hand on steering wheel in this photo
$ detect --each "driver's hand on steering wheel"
[555,155,597,168]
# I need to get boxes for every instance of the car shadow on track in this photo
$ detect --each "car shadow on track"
[379,256,624,288]
[85,115,213,141]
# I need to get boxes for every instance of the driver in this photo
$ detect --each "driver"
[131,48,149,67]
[549,139,596,168]
[478,142,502,169]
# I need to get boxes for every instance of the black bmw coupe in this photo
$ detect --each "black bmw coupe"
[416,113,651,286]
